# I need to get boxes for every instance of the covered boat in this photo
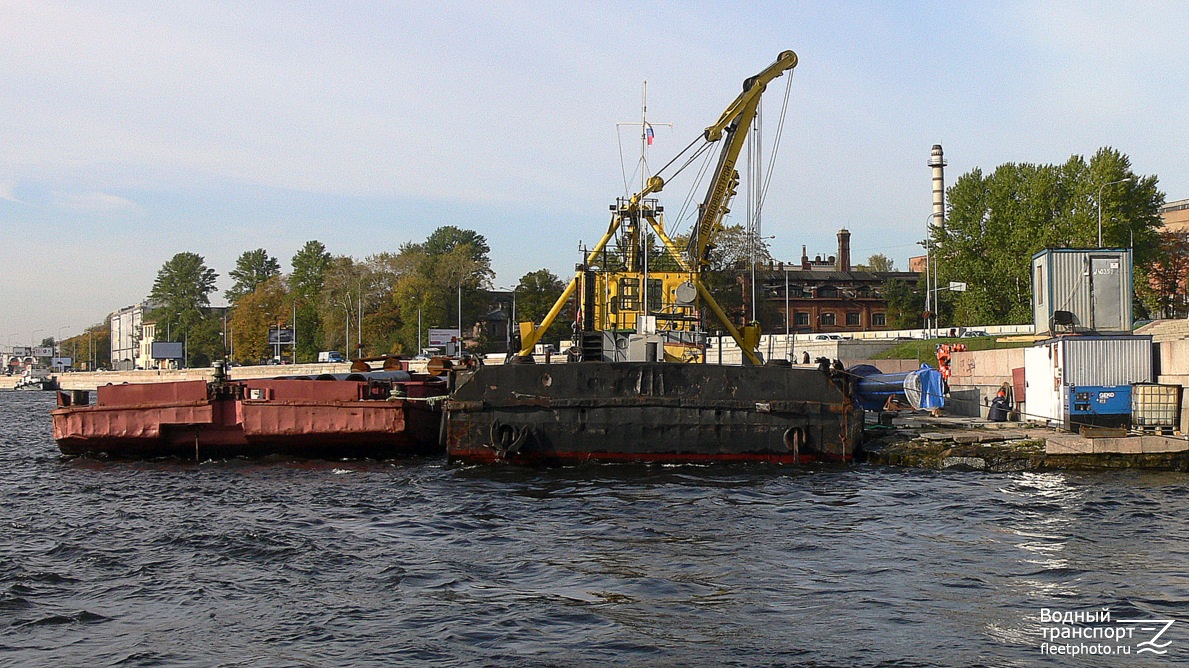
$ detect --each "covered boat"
[52,366,447,459]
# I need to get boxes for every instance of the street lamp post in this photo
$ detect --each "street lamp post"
[340,300,350,361]
[356,277,364,360]
[1097,178,1132,248]
[57,326,68,371]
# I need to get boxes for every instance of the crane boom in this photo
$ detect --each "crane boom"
[688,50,797,267]
[515,51,798,365]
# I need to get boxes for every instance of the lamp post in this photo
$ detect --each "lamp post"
[340,299,351,360]
[356,276,364,360]
[57,326,68,371]
[784,269,790,360]
[1097,178,1132,248]
[923,213,941,338]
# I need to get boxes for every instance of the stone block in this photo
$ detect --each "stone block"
[1046,438,1092,455]
[1140,436,1189,454]
[1091,438,1142,454]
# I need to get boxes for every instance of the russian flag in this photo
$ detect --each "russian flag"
[646,124,654,145]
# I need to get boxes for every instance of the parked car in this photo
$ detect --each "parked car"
[811,334,848,341]
[961,330,989,338]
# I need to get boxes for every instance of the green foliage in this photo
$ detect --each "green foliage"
[1148,230,1189,318]
[289,241,332,361]
[935,147,1164,326]
[229,277,289,363]
[389,227,494,354]
[856,253,894,272]
[61,323,109,370]
[882,278,925,330]
[670,224,771,327]
[515,269,568,345]
[422,226,491,266]
[185,314,225,367]
[873,335,1032,363]
[149,252,219,337]
[290,241,332,298]
[225,249,281,303]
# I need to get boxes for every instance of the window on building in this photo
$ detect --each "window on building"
[795,312,809,326]
[821,312,836,326]
[818,285,838,298]
[846,312,860,326]
[872,313,887,327]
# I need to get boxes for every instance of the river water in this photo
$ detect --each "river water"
[2,390,1188,667]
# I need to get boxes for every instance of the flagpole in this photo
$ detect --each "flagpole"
[642,80,649,316]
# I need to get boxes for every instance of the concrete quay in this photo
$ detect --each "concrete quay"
[0,363,357,392]
[863,413,1189,472]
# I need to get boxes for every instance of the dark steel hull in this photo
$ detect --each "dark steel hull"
[445,362,862,465]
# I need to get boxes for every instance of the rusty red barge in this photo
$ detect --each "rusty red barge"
[444,362,862,466]
[52,368,447,460]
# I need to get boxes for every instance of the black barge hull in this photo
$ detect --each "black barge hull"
[445,362,862,465]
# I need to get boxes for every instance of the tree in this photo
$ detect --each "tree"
[291,241,332,296]
[290,241,332,362]
[226,249,281,303]
[317,256,363,355]
[1148,230,1189,318]
[149,252,218,337]
[883,278,925,330]
[62,322,110,370]
[229,276,289,363]
[422,226,491,267]
[856,253,895,272]
[672,224,772,327]
[390,227,494,354]
[934,147,1164,326]
[514,269,568,346]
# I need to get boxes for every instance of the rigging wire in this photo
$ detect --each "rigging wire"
[615,124,640,199]
[751,72,795,230]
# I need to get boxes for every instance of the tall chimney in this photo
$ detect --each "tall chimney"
[836,228,851,272]
[928,144,946,230]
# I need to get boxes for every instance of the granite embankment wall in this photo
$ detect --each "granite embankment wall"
[1157,340,1189,435]
[945,340,1189,431]
[0,363,354,392]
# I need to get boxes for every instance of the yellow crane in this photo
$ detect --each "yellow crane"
[516,50,798,365]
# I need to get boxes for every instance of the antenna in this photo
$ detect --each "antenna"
[617,82,673,196]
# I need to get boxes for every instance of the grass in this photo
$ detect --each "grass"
[872,335,1034,364]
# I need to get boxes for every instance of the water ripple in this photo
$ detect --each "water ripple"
[3,392,1189,666]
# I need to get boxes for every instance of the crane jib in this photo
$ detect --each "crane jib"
[516,50,798,364]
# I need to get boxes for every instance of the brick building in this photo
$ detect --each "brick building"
[752,229,920,334]
[1161,198,1189,233]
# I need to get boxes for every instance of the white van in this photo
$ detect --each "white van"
[318,351,345,363]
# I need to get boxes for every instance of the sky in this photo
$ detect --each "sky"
[2,1,1188,346]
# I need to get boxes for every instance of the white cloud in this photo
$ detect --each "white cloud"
[56,191,140,213]
[0,182,25,205]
